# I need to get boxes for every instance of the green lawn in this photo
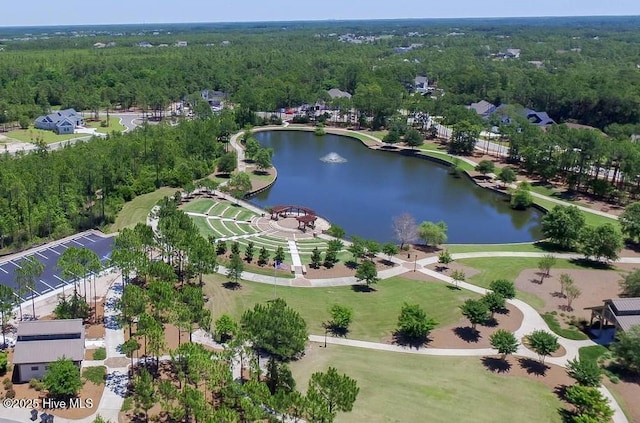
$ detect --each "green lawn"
[533,196,619,229]
[457,257,596,309]
[182,198,219,214]
[445,242,560,254]
[203,274,479,341]
[85,116,127,134]
[289,345,564,423]
[109,187,176,232]
[578,345,609,364]
[4,126,84,144]
[417,150,476,171]
[541,312,588,340]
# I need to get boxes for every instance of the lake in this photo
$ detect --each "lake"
[252,130,542,244]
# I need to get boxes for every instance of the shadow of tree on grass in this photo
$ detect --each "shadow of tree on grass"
[222,281,241,290]
[351,284,377,293]
[392,331,430,350]
[481,356,512,373]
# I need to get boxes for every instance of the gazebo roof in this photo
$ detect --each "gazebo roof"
[296,215,317,224]
[271,205,316,216]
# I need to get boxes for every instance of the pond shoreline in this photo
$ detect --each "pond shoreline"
[243,125,548,217]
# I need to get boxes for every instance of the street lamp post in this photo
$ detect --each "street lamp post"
[413,254,417,272]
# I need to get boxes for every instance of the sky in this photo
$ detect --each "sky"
[2,0,640,27]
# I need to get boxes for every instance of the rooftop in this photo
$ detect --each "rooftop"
[610,297,640,314]
[13,319,85,365]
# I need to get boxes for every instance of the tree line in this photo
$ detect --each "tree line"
[0,116,231,250]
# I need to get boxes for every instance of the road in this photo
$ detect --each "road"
[1,113,145,156]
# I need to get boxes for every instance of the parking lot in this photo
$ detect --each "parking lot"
[0,231,114,300]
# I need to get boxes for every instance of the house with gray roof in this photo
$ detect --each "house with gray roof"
[327,88,352,100]
[587,298,640,342]
[13,319,85,383]
[200,89,228,110]
[467,100,496,119]
[414,76,429,95]
[34,109,84,135]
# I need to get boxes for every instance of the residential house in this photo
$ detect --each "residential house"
[34,109,84,134]
[13,319,85,383]
[587,298,640,342]
[327,88,352,100]
[138,41,153,48]
[414,76,429,95]
[467,100,496,119]
[176,41,188,47]
[200,90,228,110]
[524,108,555,125]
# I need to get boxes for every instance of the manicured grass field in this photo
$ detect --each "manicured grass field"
[203,274,479,341]
[289,345,563,423]
[445,242,557,254]
[533,196,619,229]
[85,116,126,133]
[4,126,84,143]
[418,150,477,171]
[109,187,176,232]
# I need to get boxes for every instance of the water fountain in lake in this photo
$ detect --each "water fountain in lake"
[320,152,347,163]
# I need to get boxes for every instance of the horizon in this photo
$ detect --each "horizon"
[1,14,640,29]
[1,0,639,28]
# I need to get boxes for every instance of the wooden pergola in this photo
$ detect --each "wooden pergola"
[270,205,316,220]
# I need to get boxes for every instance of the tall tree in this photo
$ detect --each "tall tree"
[417,221,448,247]
[0,285,14,347]
[620,202,640,243]
[541,205,585,250]
[579,223,623,262]
[16,256,44,319]
[391,213,417,250]
[307,367,359,421]
[241,298,308,361]
[227,252,244,286]
[133,368,156,422]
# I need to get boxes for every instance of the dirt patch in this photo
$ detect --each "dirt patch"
[515,268,624,320]
[9,378,103,419]
[124,323,219,357]
[604,372,640,423]
[84,349,96,361]
[482,355,573,390]
[429,304,524,348]
[302,264,352,279]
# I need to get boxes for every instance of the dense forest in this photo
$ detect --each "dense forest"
[2,17,640,249]
[1,17,640,129]
[0,118,225,248]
